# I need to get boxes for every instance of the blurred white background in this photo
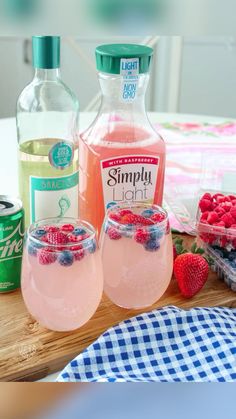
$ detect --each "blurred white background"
[0,36,236,118]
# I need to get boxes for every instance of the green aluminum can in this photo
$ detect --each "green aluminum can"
[0,196,25,293]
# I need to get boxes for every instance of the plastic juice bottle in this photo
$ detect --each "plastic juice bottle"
[17,36,79,227]
[79,44,166,234]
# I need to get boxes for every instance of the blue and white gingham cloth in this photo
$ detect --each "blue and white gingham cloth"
[57,306,236,382]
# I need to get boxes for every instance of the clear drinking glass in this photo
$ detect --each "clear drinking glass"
[100,203,173,309]
[21,218,103,331]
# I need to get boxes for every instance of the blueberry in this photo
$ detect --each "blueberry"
[228,252,236,261]
[27,243,37,256]
[122,224,133,238]
[58,251,74,267]
[87,239,97,254]
[144,239,160,252]
[149,227,164,241]
[106,202,117,209]
[141,209,155,218]
[229,261,236,270]
[214,249,224,258]
[33,228,46,238]
[73,228,87,236]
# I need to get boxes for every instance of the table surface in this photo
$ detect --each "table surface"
[0,112,235,382]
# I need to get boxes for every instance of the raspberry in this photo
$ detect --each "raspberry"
[200,212,209,221]
[229,195,236,201]
[221,202,232,212]
[68,234,84,243]
[230,207,236,219]
[207,211,219,225]
[46,232,68,245]
[58,251,74,267]
[74,249,85,262]
[109,212,122,222]
[121,213,138,224]
[213,193,224,201]
[108,227,122,240]
[221,213,234,228]
[151,212,166,223]
[231,224,236,229]
[134,228,150,244]
[231,199,236,206]
[119,209,133,217]
[214,221,225,227]
[202,193,212,201]
[82,233,90,240]
[45,226,60,233]
[38,248,57,265]
[61,224,74,232]
[135,216,154,226]
[220,236,228,247]
[215,206,226,217]
[199,199,212,212]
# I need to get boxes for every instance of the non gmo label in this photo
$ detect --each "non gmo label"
[100,155,159,210]
[120,58,139,102]
[30,172,79,223]
[49,141,74,170]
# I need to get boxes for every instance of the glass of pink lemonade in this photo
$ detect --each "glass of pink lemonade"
[21,218,103,331]
[100,203,173,309]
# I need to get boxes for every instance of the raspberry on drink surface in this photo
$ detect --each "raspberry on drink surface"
[61,224,75,232]
[38,248,57,265]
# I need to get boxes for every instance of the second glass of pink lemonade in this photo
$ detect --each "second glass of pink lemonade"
[21,218,103,331]
[79,44,166,234]
[100,203,173,309]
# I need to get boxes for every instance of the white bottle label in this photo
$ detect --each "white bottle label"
[100,155,159,210]
[30,172,79,223]
[120,58,139,102]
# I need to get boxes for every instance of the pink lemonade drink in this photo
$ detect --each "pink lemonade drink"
[100,203,173,309]
[21,219,103,331]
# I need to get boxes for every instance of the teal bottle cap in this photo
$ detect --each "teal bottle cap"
[32,36,60,69]
[95,44,153,75]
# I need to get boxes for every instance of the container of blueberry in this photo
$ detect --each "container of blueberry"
[196,192,236,250]
[204,244,236,292]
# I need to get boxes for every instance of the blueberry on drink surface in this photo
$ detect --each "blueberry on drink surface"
[33,228,46,238]
[87,239,97,254]
[58,251,74,267]
[149,227,163,241]
[73,228,87,236]
[28,243,38,256]
[144,239,160,252]
[141,209,155,218]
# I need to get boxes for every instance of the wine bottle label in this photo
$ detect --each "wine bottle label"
[120,58,139,102]
[30,172,79,223]
[100,155,159,210]
[49,141,74,170]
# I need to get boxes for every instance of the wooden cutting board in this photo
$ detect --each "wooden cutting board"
[0,235,235,382]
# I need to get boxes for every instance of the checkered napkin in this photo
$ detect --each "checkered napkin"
[57,306,236,382]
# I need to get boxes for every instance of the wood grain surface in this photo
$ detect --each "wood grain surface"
[0,235,235,382]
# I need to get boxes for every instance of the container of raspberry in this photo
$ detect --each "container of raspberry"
[197,192,236,250]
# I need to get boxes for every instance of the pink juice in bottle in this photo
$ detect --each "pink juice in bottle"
[21,219,103,332]
[79,44,166,234]
[100,203,173,309]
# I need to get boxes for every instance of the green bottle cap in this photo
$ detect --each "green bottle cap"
[32,36,60,69]
[95,44,153,75]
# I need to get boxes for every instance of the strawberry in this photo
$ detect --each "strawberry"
[174,252,209,298]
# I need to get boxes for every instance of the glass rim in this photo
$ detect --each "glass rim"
[27,217,96,250]
[106,202,168,230]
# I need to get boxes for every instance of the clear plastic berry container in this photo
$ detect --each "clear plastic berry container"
[100,202,173,310]
[21,218,103,331]
[203,244,236,292]
[196,191,236,250]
